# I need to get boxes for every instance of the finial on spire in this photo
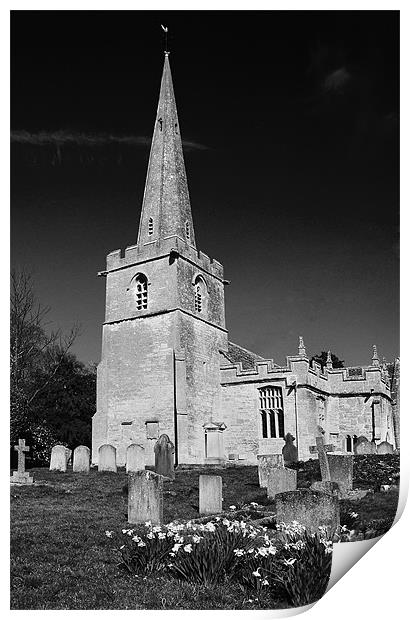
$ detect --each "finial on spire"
[372,344,380,367]
[298,336,306,357]
[326,350,333,369]
[161,24,169,54]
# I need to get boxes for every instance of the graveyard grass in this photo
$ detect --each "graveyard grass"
[11,458,399,610]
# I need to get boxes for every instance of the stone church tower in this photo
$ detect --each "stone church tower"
[92,53,228,466]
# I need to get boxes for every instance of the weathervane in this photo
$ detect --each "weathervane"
[161,24,169,54]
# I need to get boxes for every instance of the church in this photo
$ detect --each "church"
[91,53,398,467]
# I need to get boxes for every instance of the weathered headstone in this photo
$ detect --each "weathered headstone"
[98,444,117,472]
[355,437,377,455]
[128,470,163,525]
[199,475,223,514]
[316,436,331,481]
[257,454,284,487]
[377,441,394,455]
[311,481,340,497]
[275,489,340,538]
[73,445,90,472]
[327,454,354,496]
[154,434,175,479]
[267,467,297,499]
[282,433,298,465]
[50,445,68,472]
[11,439,34,485]
[126,443,145,473]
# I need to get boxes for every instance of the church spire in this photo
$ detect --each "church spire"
[136,52,196,250]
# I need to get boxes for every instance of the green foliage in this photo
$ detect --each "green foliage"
[115,518,332,606]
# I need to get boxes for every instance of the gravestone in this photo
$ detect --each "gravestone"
[327,454,353,496]
[50,445,68,472]
[377,441,394,455]
[73,445,90,472]
[355,437,377,455]
[267,467,297,500]
[282,433,298,465]
[154,434,175,479]
[11,439,34,485]
[275,489,340,538]
[126,443,145,473]
[199,475,223,515]
[257,454,284,487]
[316,436,331,481]
[98,444,117,472]
[311,481,340,497]
[128,470,163,525]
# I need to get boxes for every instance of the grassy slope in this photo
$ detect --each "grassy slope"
[10,463,399,610]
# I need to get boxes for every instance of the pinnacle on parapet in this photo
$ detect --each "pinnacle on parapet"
[372,344,380,367]
[298,336,306,357]
[326,350,333,369]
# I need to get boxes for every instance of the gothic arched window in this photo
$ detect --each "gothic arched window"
[148,217,154,236]
[258,386,284,439]
[194,276,206,314]
[134,273,148,310]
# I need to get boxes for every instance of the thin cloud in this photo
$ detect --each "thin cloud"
[11,129,208,151]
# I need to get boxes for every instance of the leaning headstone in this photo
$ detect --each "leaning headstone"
[327,454,353,496]
[73,445,90,472]
[98,444,117,472]
[377,441,394,455]
[355,438,377,455]
[282,433,298,465]
[199,475,222,515]
[11,439,34,485]
[50,445,68,472]
[126,444,145,473]
[311,481,340,497]
[316,436,331,481]
[257,454,284,487]
[128,470,163,525]
[275,489,340,538]
[154,434,175,479]
[267,467,297,500]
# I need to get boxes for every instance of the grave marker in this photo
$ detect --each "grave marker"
[50,445,68,472]
[267,467,297,499]
[73,445,90,472]
[257,454,284,488]
[154,434,175,479]
[126,444,145,473]
[377,441,394,455]
[275,489,340,538]
[128,470,163,525]
[316,436,331,481]
[327,454,354,496]
[98,444,117,472]
[199,475,222,515]
[11,439,34,485]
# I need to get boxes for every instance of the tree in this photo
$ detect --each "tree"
[10,269,80,449]
[310,351,345,369]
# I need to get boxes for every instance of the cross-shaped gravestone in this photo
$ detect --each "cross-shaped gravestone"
[15,439,29,474]
[316,436,331,481]
[11,438,34,485]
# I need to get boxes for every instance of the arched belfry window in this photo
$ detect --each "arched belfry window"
[148,217,154,236]
[134,273,148,310]
[258,386,284,439]
[194,275,206,314]
[185,220,190,240]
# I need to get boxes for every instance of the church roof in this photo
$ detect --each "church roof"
[136,53,196,250]
[220,341,267,370]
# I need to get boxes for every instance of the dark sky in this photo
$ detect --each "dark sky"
[11,10,399,367]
